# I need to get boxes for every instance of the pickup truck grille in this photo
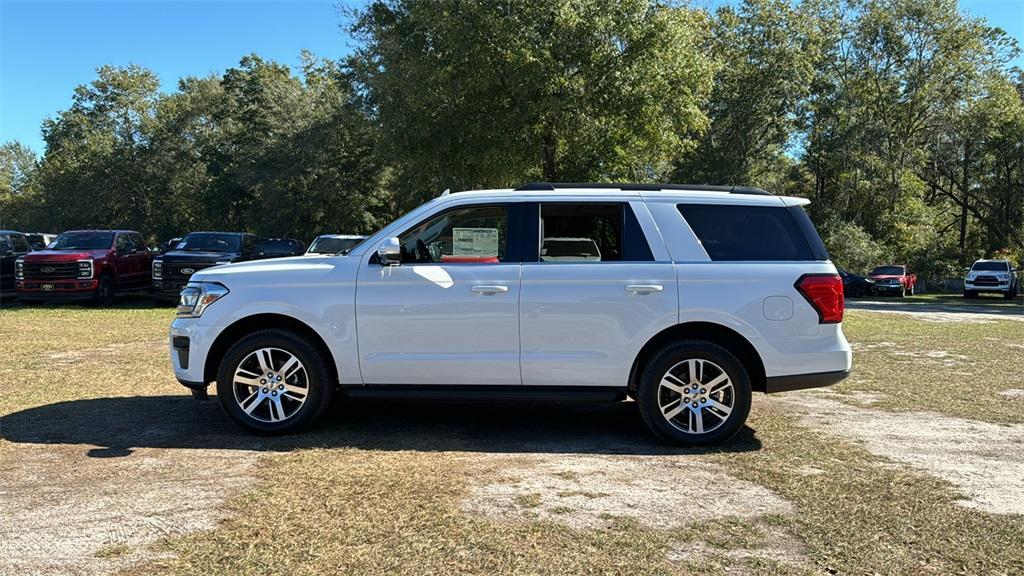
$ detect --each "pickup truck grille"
[973,275,999,286]
[23,261,78,280]
[163,263,214,279]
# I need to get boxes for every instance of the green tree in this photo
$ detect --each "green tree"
[674,0,824,188]
[349,0,715,206]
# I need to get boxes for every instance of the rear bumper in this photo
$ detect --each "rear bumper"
[765,369,849,393]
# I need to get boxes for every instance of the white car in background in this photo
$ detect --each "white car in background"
[964,259,1018,299]
[305,234,367,255]
[169,183,852,446]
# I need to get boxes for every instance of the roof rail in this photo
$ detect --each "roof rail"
[515,182,772,195]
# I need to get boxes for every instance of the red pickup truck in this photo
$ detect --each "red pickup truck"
[868,264,917,297]
[16,230,153,305]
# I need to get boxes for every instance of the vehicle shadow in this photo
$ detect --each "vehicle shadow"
[0,395,762,457]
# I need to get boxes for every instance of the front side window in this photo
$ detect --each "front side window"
[51,232,115,251]
[8,233,29,252]
[399,204,507,264]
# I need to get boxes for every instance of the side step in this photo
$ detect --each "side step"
[342,385,627,402]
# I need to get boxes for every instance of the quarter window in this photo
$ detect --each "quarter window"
[399,204,508,264]
[677,204,817,261]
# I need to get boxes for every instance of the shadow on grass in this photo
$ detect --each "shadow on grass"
[0,394,762,457]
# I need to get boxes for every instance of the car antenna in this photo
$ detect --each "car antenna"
[440,188,450,197]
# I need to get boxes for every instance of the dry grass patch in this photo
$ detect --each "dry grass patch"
[834,312,1024,423]
[462,453,792,530]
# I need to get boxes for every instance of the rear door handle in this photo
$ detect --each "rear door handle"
[625,284,664,294]
[471,285,509,295]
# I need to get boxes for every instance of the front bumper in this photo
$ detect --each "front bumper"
[153,279,186,301]
[964,281,1012,293]
[17,278,99,300]
[765,369,850,393]
[170,318,224,389]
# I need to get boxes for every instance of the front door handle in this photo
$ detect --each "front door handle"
[625,284,663,294]
[471,285,509,295]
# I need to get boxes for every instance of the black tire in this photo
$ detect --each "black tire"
[848,285,862,298]
[963,290,976,299]
[636,340,752,446]
[1004,287,1017,299]
[215,329,333,434]
[94,275,115,306]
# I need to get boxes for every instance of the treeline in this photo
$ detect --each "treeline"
[1,0,1022,283]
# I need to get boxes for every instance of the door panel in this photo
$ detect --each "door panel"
[519,262,677,387]
[355,263,521,384]
[355,201,522,386]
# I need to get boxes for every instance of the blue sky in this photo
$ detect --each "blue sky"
[2,0,1022,155]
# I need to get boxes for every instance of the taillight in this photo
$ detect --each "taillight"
[795,273,844,324]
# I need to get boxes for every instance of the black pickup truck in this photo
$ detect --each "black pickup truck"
[152,231,258,302]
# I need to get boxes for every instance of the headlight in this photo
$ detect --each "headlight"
[177,282,229,318]
[77,259,93,279]
[15,259,23,280]
[153,260,162,279]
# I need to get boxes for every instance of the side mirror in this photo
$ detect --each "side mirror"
[376,237,401,266]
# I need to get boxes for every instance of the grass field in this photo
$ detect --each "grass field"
[1,301,1022,575]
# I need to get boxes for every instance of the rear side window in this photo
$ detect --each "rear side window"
[537,203,653,262]
[677,204,825,261]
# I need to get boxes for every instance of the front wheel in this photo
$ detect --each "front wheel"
[94,275,115,306]
[636,340,752,446]
[215,330,333,434]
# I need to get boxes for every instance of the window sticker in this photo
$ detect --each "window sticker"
[452,227,499,257]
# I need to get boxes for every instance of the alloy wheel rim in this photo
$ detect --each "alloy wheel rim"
[232,347,309,423]
[657,358,735,435]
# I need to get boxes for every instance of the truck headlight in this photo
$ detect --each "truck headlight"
[15,259,23,280]
[177,282,229,318]
[77,259,93,279]
[153,260,162,279]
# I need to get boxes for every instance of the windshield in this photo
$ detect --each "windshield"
[871,266,904,275]
[51,232,114,251]
[308,237,365,254]
[176,233,240,252]
[972,261,1009,272]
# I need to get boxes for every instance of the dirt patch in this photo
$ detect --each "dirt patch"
[461,454,792,530]
[0,443,259,575]
[42,340,166,366]
[776,392,1024,515]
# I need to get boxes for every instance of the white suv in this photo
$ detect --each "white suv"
[963,259,1019,299]
[169,183,851,445]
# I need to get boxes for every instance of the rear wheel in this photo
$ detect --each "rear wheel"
[215,329,333,434]
[636,340,752,446]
